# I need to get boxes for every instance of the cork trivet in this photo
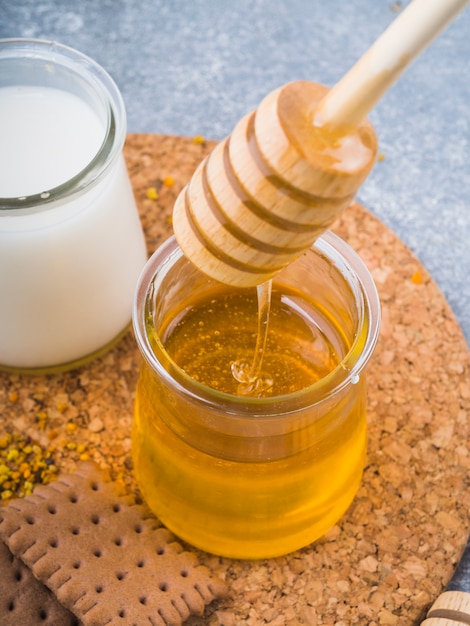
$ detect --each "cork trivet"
[0,133,468,625]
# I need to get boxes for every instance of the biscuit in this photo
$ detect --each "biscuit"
[0,462,228,626]
[0,539,79,626]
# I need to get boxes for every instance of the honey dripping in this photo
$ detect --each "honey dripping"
[230,280,274,396]
[161,282,343,399]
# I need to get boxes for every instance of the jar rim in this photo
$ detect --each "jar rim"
[133,233,381,416]
[0,38,126,211]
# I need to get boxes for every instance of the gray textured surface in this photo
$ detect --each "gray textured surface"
[1,0,469,345]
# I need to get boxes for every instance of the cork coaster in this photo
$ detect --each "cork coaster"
[0,462,228,626]
[124,134,470,624]
[0,134,468,625]
[0,540,79,626]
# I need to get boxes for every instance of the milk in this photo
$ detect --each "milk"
[0,86,105,196]
[0,84,147,370]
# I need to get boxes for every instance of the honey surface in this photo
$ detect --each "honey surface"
[159,286,343,397]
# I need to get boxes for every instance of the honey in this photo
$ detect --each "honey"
[157,283,342,397]
[132,235,380,559]
[133,365,366,559]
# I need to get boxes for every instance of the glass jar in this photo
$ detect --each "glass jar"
[0,39,147,373]
[132,233,380,559]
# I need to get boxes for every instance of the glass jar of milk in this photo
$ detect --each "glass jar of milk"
[0,39,148,373]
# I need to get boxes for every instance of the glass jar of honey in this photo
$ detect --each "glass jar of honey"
[132,232,380,559]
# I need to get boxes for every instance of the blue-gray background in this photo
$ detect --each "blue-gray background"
[1,0,469,344]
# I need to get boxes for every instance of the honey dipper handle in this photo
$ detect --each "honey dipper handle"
[315,0,470,131]
[420,590,470,625]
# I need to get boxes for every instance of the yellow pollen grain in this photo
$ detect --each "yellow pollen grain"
[7,448,19,462]
[146,187,159,200]
[0,435,12,449]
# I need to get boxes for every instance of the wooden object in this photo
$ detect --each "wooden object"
[316,0,470,131]
[421,590,470,625]
[0,134,468,625]
[173,0,469,287]
[173,81,377,286]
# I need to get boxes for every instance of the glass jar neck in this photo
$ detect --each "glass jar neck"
[134,235,380,413]
[0,38,126,213]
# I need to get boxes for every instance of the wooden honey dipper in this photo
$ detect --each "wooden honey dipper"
[173,0,469,287]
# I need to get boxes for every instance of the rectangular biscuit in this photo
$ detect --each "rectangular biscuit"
[0,539,79,626]
[0,461,228,626]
